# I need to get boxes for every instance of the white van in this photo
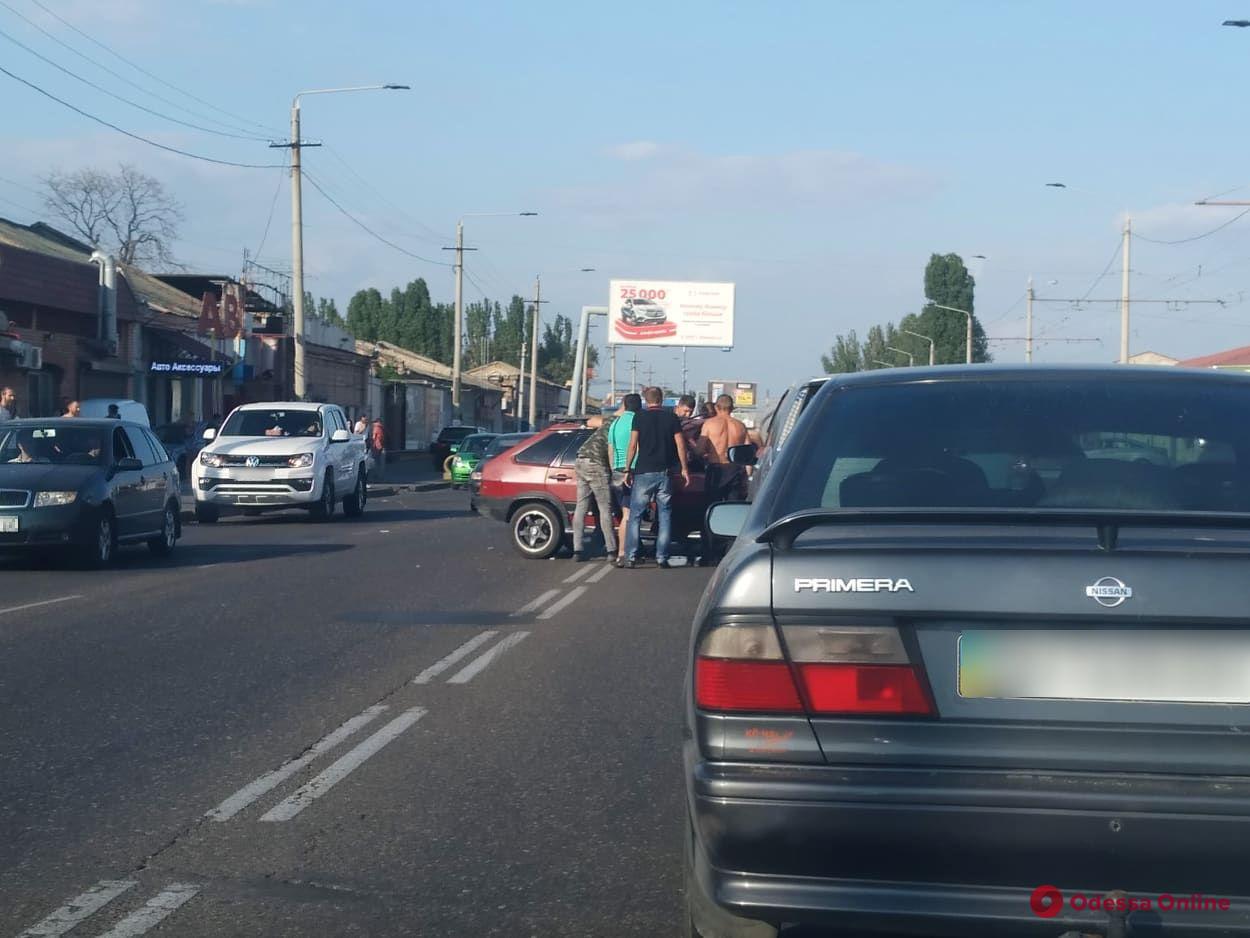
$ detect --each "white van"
[78,399,151,426]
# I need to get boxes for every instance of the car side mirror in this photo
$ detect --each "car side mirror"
[706,502,751,538]
[331,429,351,443]
[202,427,217,441]
[728,443,758,466]
[449,444,460,454]
[116,457,143,472]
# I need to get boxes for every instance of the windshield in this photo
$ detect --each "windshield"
[0,426,107,466]
[220,409,322,438]
[459,434,494,456]
[438,427,476,444]
[774,376,1250,518]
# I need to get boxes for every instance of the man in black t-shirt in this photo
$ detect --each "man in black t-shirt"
[622,386,690,568]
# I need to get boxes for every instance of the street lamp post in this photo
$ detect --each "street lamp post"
[285,83,409,400]
[871,360,896,369]
[446,212,537,422]
[527,268,594,429]
[886,346,915,366]
[901,329,935,366]
[931,304,974,364]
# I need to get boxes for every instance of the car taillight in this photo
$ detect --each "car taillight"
[695,623,803,713]
[782,625,933,716]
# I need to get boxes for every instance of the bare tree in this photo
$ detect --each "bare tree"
[42,163,183,268]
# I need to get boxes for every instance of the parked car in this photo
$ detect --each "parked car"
[77,398,150,426]
[449,432,497,488]
[153,420,206,477]
[430,424,485,471]
[477,422,705,558]
[469,432,533,512]
[192,402,367,523]
[688,364,1250,938]
[0,418,180,565]
[620,297,667,325]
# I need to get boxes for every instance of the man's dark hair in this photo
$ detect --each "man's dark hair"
[701,402,716,417]
[622,393,642,413]
[643,386,663,405]
[678,394,696,410]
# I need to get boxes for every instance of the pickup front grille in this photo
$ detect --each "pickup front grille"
[219,454,293,467]
[0,489,31,508]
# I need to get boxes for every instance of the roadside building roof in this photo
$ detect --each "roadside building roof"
[358,340,499,391]
[1179,345,1250,369]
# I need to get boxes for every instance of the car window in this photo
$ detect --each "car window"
[556,430,593,467]
[221,409,323,438]
[0,425,108,466]
[776,377,1250,517]
[484,434,530,457]
[143,429,171,465]
[515,432,575,466]
[113,427,136,463]
[439,427,476,444]
[124,426,160,466]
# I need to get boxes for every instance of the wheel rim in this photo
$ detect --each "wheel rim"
[516,509,553,553]
[97,518,112,562]
[163,508,176,548]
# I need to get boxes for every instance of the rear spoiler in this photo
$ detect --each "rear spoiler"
[758,507,1250,551]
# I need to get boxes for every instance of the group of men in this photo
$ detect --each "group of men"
[570,387,750,569]
[0,389,105,422]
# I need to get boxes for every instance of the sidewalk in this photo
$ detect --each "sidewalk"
[179,452,449,521]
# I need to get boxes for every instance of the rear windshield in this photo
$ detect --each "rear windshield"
[438,427,476,443]
[221,409,322,438]
[774,376,1250,517]
[459,434,494,456]
[485,434,530,457]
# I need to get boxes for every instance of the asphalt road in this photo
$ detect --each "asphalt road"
[0,486,712,937]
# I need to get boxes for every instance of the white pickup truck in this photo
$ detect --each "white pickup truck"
[192,402,368,523]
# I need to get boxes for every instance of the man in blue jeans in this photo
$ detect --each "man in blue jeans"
[622,386,690,569]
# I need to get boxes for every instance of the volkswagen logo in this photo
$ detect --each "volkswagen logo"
[1085,576,1132,608]
[245,456,260,468]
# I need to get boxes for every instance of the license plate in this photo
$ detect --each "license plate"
[959,630,1250,704]
[0,516,17,533]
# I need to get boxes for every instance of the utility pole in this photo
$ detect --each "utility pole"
[681,346,688,395]
[445,221,475,420]
[528,276,541,429]
[610,346,617,408]
[629,353,640,392]
[288,105,308,399]
[517,309,528,427]
[1120,215,1131,364]
[1026,277,1034,364]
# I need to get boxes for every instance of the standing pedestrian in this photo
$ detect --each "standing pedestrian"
[0,386,16,422]
[699,394,750,502]
[608,393,641,564]
[353,413,368,436]
[570,415,617,562]
[63,400,81,417]
[370,418,386,480]
[623,387,690,569]
[106,404,121,419]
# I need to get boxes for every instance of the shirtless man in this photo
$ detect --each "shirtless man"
[699,394,750,500]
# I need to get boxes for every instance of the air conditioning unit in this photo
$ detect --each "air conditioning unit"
[18,344,42,370]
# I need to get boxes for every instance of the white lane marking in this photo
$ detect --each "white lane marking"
[17,880,136,937]
[538,586,588,620]
[511,589,560,618]
[0,595,83,618]
[412,630,499,684]
[206,705,388,821]
[563,564,594,584]
[94,883,201,938]
[446,631,530,684]
[260,707,427,822]
[585,563,614,584]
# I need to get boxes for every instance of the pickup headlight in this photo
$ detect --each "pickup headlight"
[200,451,225,468]
[34,491,78,507]
[288,453,315,468]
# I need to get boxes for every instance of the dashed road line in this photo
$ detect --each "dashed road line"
[538,586,588,620]
[260,707,428,822]
[0,595,83,618]
[447,631,530,684]
[94,883,201,938]
[207,705,389,821]
[512,589,560,617]
[585,562,614,584]
[18,879,136,937]
[563,564,594,584]
[412,630,498,684]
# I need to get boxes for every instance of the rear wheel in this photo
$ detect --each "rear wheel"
[684,812,777,938]
[343,468,367,517]
[511,503,563,559]
[79,510,116,569]
[310,473,335,520]
[147,502,178,556]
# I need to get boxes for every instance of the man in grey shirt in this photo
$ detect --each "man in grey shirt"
[0,386,15,422]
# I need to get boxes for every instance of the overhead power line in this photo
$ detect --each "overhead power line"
[1133,208,1250,245]
[0,62,283,169]
[0,24,268,142]
[252,156,287,261]
[301,169,453,268]
[19,0,279,138]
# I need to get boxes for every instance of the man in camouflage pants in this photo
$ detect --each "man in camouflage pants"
[571,415,617,562]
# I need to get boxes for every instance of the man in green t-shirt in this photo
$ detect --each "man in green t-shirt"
[607,393,641,564]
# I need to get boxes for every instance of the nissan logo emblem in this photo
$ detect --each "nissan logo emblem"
[1085,576,1132,608]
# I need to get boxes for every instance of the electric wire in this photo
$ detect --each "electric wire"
[253,156,287,261]
[1133,208,1250,245]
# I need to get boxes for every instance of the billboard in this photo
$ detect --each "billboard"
[707,381,758,409]
[608,280,734,347]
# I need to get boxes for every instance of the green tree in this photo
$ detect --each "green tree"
[346,287,386,341]
[821,329,863,373]
[911,252,990,364]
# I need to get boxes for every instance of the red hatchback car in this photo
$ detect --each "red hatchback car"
[477,422,706,559]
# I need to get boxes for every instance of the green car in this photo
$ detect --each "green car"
[449,433,498,487]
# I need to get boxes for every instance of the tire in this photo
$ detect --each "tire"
[343,467,367,517]
[79,509,116,569]
[310,473,335,520]
[684,812,778,938]
[195,503,219,524]
[148,501,178,556]
[511,502,563,559]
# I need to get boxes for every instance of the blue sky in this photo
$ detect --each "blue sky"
[4,0,1250,399]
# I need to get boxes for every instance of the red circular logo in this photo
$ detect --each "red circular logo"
[1031,885,1063,918]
